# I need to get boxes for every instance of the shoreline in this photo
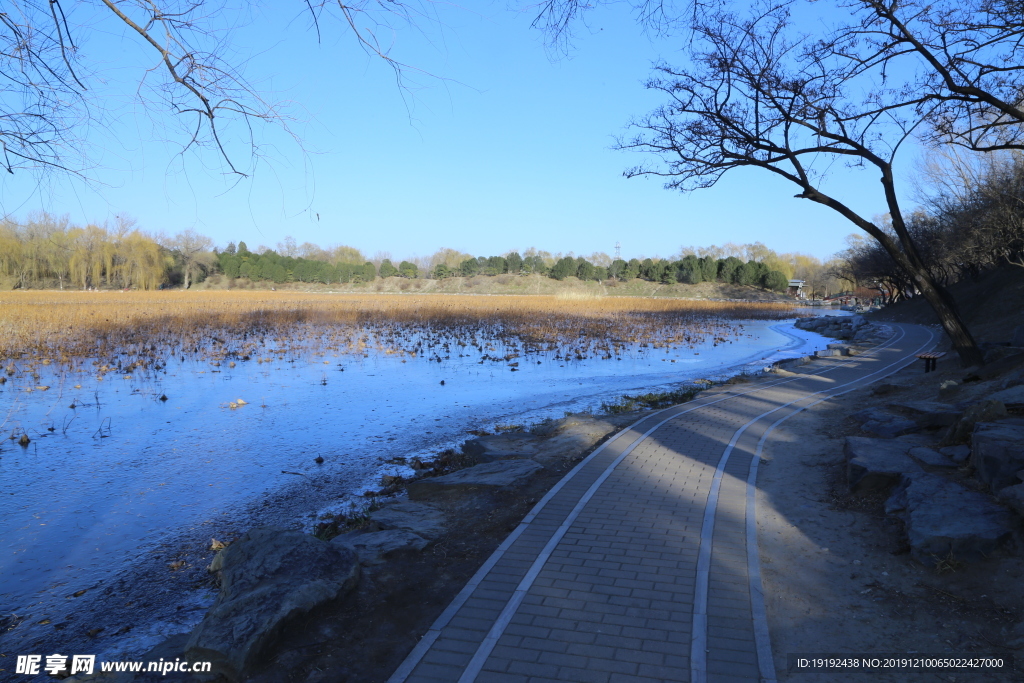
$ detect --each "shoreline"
[0,315,835,678]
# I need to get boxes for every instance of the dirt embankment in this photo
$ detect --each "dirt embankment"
[870,265,1024,343]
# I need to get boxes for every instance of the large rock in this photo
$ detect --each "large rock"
[971,418,1024,493]
[851,407,921,437]
[406,459,544,501]
[908,447,958,469]
[461,432,542,461]
[939,444,971,464]
[988,385,1024,410]
[888,401,961,428]
[844,437,921,493]
[332,529,429,565]
[774,356,811,371]
[997,483,1024,516]
[369,501,447,540]
[885,472,1016,560]
[850,407,897,424]
[967,352,1024,382]
[1012,326,1024,348]
[943,399,1009,445]
[529,414,623,467]
[185,528,360,681]
[862,418,920,438]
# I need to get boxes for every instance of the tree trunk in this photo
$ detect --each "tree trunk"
[908,268,984,366]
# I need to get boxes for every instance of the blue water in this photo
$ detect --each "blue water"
[0,315,834,655]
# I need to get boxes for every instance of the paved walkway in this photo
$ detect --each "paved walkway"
[389,323,937,683]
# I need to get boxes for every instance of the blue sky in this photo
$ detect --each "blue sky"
[0,1,905,261]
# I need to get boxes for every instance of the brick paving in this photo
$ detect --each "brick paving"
[390,324,935,683]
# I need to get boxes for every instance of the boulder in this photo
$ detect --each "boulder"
[988,385,1024,410]
[943,399,1009,445]
[774,356,811,371]
[862,418,920,438]
[844,437,921,493]
[185,528,360,681]
[850,407,898,425]
[939,444,971,464]
[461,432,542,461]
[1000,367,1024,391]
[815,348,842,357]
[984,346,1024,364]
[369,501,447,540]
[907,447,958,468]
[887,401,961,428]
[997,484,1024,516]
[529,414,623,467]
[406,459,544,501]
[971,418,1024,493]
[1006,621,1024,649]
[966,352,1024,382]
[1012,326,1024,349]
[894,433,937,447]
[885,472,1016,560]
[332,529,429,565]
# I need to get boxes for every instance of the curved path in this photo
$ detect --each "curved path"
[389,323,937,683]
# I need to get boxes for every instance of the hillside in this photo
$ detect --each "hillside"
[870,265,1024,344]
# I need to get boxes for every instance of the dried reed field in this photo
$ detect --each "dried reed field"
[0,291,802,371]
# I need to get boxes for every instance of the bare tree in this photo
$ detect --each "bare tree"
[0,0,440,182]
[534,0,993,365]
[171,229,213,289]
[826,0,1024,154]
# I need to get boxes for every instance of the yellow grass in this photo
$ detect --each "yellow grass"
[0,290,801,370]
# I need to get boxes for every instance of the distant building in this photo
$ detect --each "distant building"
[788,279,806,298]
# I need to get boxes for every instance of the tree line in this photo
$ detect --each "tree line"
[1,216,811,293]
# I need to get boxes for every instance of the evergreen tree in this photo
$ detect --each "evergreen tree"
[398,261,418,278]
[734,261,761,286]
[222,255,241,279]
[624,258,641,279]
[550,256,577,280]
[639,258,655,280]
[698,256,718,282]
[763,270,789,292]
[576,259,595,281]
[379,259,398,278]
[485,255,507,275]
[459,258,479,277]
[679,255,703,284]
[718,256,744,283]
[506,252,523,274]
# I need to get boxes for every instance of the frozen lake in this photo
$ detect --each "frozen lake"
[0,314,834,654]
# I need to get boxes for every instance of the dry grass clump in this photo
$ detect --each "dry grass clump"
[0,291,802,373]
